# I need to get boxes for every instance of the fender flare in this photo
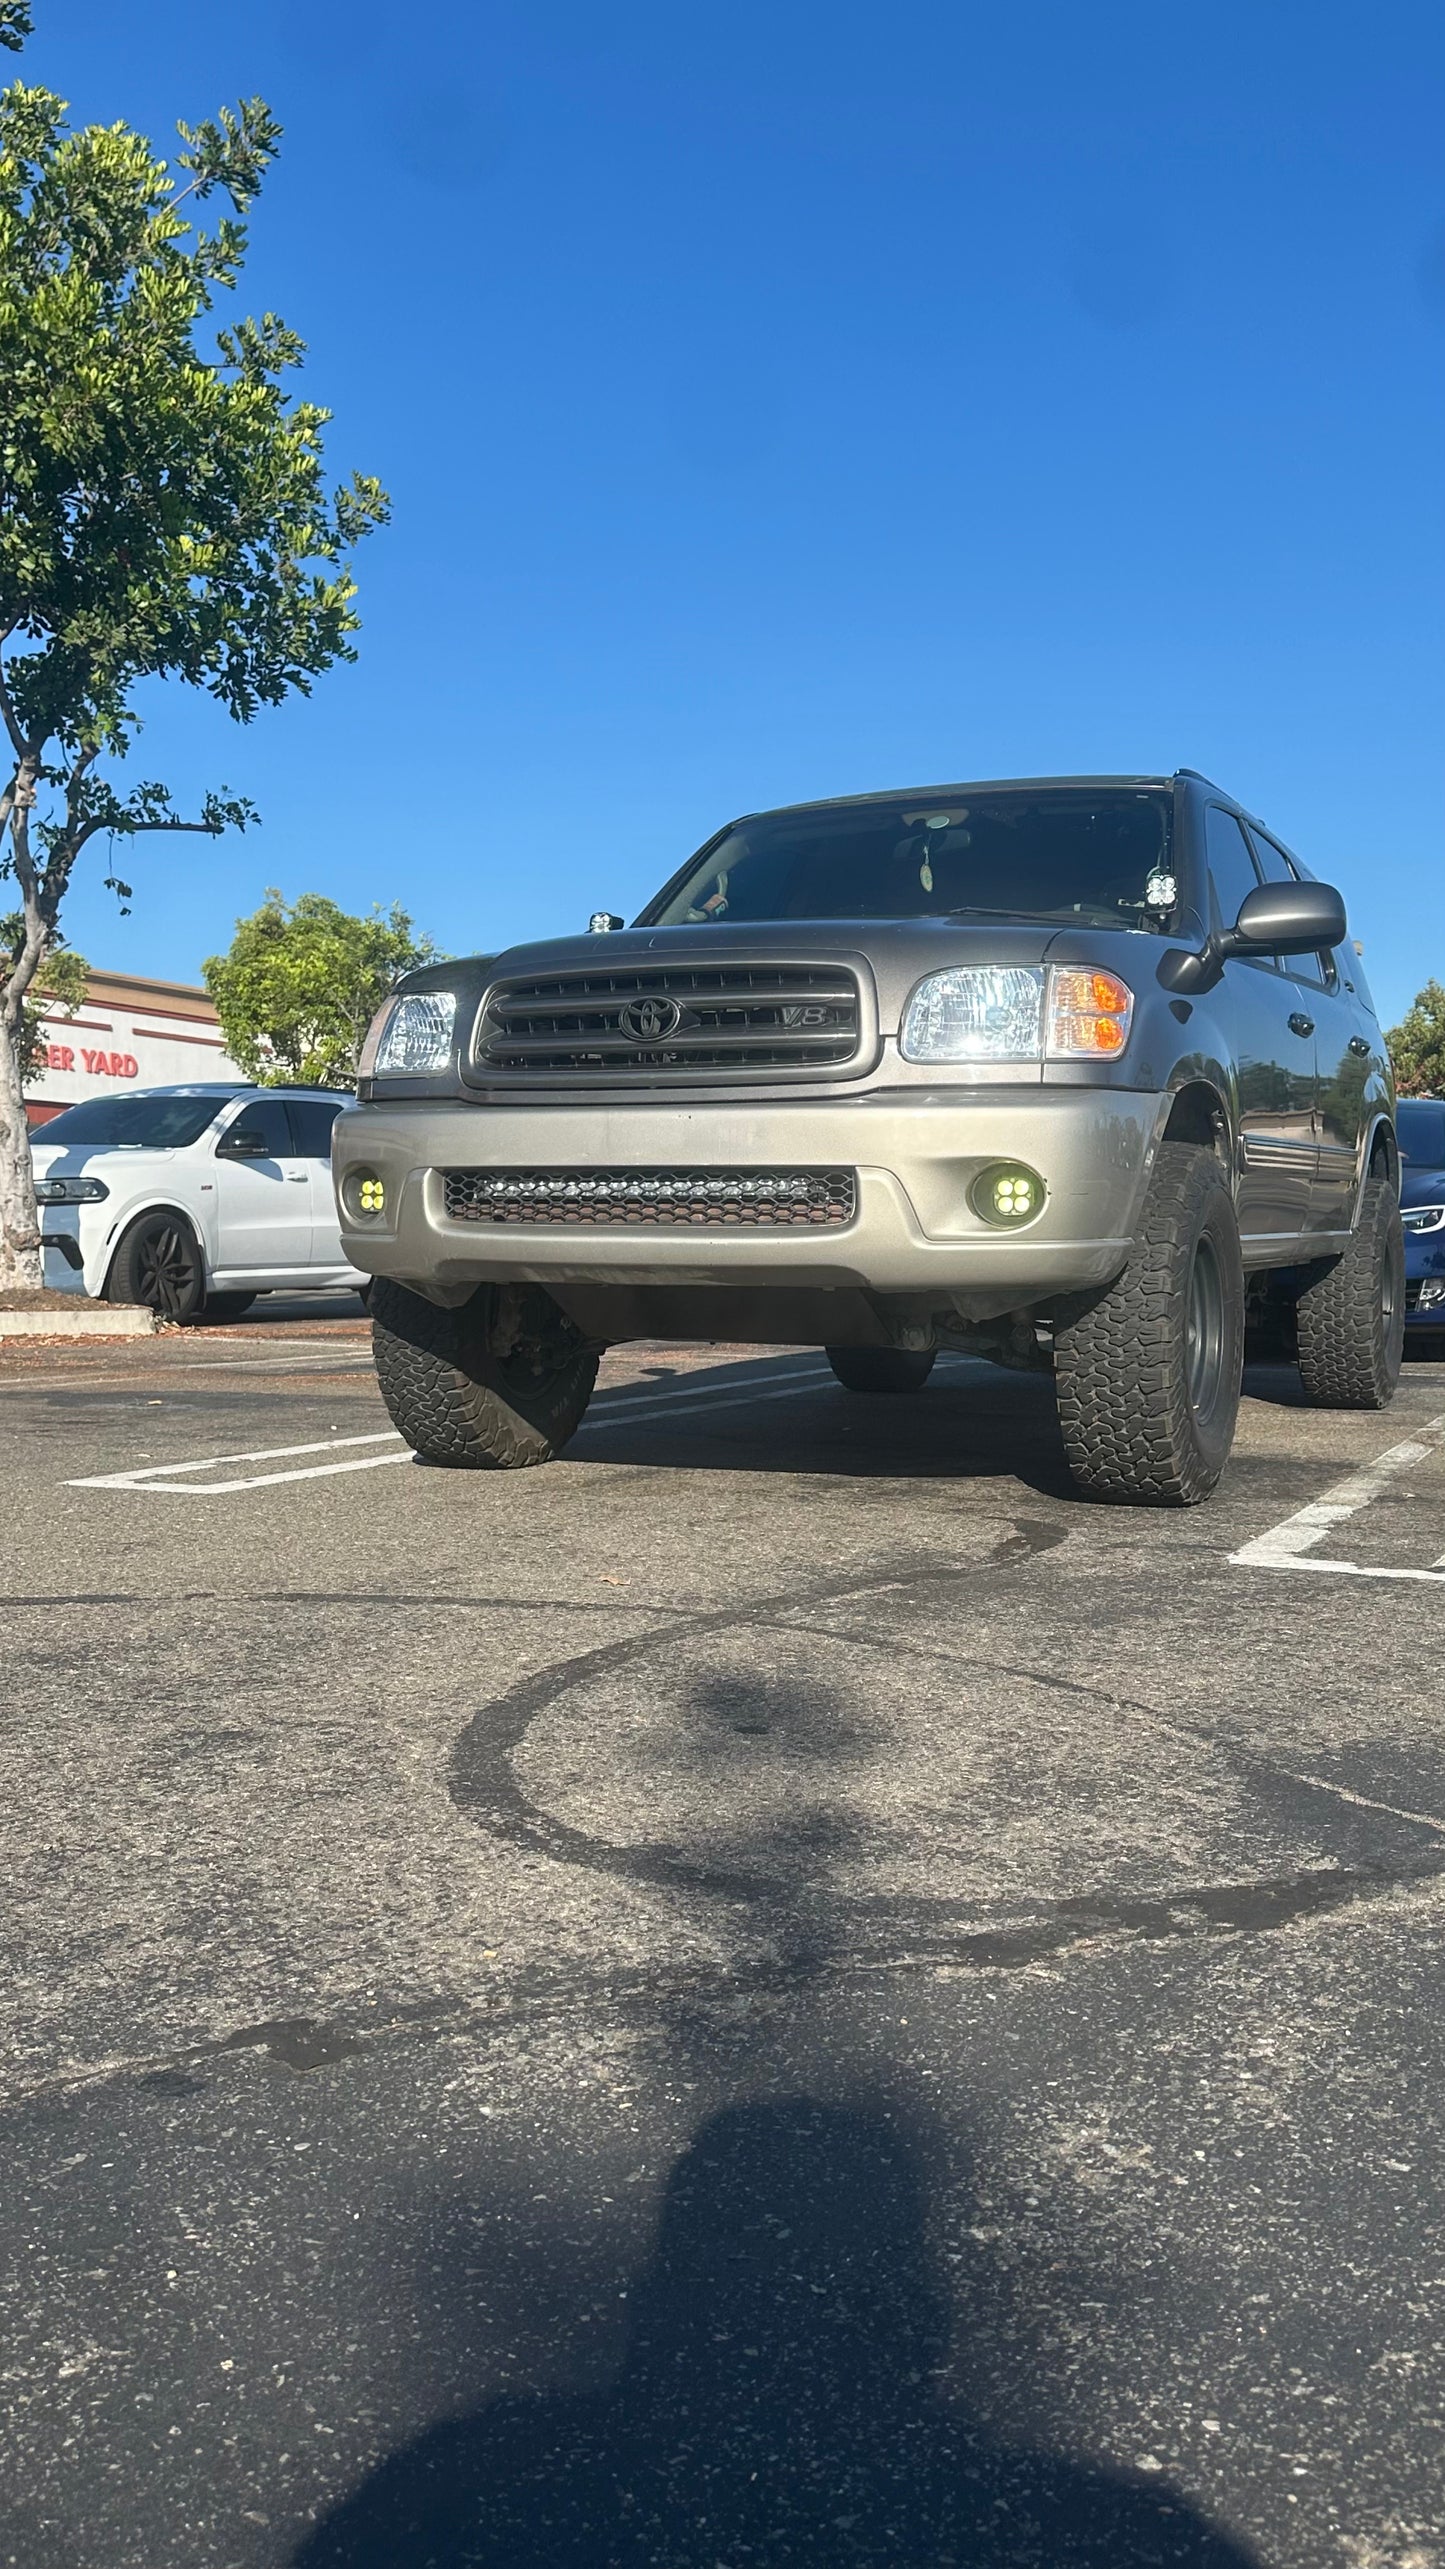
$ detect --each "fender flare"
[1150,1072,1235,1175]
[1355,1110,1399,1214]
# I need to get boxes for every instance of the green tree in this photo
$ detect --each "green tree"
[1386,981,1445,1098]
[204,891,437,1090]
[0,16,387,1289]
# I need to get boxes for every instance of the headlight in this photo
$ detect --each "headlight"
[361,990,458,1077]
[900,967,1046,1062]
[33,1176,109,1204]
[1402,1204,1445,1235]
[899,965,1134,1064]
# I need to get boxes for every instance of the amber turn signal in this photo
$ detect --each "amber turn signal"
[1046,968,1134,1058]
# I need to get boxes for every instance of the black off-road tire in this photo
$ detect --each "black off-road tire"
[825,1346,936,1394]
[1294,1174,1404,1409]
[370,1279,599,1467]
[1053,1142,1245,1506]
[107,1209,207,1322]
[199,1291,257,1323]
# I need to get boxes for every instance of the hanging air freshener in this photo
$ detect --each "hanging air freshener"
[920,813,952,896]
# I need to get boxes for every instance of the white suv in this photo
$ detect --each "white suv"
[31,1082,365,1320]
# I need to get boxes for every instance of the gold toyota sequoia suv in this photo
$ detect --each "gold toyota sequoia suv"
[333,772,1401,1505]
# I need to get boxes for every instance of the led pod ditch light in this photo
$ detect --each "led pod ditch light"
[969,1162,1046,1227]
[900,964,1134,1063]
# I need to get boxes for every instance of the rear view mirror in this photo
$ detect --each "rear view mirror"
[217,1127,271,1160]
[1229,879,1347,958]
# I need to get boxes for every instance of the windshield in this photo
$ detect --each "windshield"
[649,789,1174,929]
[33,1093,231,1150]
[1398,1101,1445,1167]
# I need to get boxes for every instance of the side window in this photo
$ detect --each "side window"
[1248,828,1325,989]
[1249,829,1342,992]
[1204,806,1265,950]
[286,1097,343,1160]
[218,1098,292,1159]
[1247,830,1293,885]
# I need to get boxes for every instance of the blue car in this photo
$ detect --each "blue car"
[1399,1097,1445,1347]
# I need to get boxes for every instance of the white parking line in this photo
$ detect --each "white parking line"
[68,1430,412,1497]
[62,1354,987,1501]
[581,1360,832,1428]
[1231,1411,1445,1585]
[63,1363,839,1497]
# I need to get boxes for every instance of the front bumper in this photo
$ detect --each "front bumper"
[39,1213,97,1296]
[332,1089,1163,1316]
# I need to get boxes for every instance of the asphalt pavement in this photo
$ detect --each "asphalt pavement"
[2,1309,1444,2569]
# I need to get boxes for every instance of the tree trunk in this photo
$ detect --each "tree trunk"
[0,1009,43,1292]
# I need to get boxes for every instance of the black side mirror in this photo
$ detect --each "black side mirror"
[217,1127,271,1159]
[1160,876,1348,995]
[1228,879,1347,958]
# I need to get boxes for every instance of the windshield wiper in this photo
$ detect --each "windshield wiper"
[941,904,1127,926]
[940,904,1061,923]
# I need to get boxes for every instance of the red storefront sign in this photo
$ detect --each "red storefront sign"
[43,1043,140,1079]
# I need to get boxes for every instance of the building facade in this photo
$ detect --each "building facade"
[25,968,244,1126]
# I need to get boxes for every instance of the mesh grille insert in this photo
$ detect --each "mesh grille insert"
[473,962,863,1079]
[442,1168,857,1228]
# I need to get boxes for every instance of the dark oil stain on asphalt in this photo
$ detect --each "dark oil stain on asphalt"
[139,1853,1445,2092]
[210,2017,371,2071]
[443,1523,1445,1963]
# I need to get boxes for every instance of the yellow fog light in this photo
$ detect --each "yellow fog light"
[355,1173,386,1216]
[970,1161,1045,1228]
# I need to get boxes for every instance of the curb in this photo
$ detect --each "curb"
[0,1304,158,1340]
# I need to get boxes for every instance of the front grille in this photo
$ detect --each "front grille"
[472,962,864,1081]
[442,1168,857,1228]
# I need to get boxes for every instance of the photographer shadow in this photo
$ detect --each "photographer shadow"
[295,2095,1258,2568]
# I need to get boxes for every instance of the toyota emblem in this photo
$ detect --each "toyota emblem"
[619,996,683,1042]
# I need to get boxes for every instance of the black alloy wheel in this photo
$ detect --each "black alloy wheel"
[1185,1233,1229,1430]
[108,1211,207,1322]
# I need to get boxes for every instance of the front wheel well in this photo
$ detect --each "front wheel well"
[103,1203,204,1297]
[1161,1081,1230,1162]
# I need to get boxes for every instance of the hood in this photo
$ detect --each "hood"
[1401,1165,1445,1210]
[30,1140,174,1176]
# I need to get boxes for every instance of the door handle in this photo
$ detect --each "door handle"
[1348,1035,1370,1058]
[285,1171,309,1183]
[1288,1012,1314,1038]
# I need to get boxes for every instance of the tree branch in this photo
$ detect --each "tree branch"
[0,644,30,764]
[75,815,226,852]
[41,806,226,889]
[2,799,47,1030]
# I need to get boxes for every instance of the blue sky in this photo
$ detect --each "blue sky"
[28,0,1445,1024]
